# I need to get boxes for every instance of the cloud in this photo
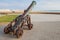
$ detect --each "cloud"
[0,2,8,6]
[0,1,26,10]
[41,2,60,10]
[32,0,60,11]
[0,0,60,11]
[0,0,32,10]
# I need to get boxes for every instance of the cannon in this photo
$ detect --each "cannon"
[4,1,36,38]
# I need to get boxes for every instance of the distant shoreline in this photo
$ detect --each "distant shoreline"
[0,12,60,14]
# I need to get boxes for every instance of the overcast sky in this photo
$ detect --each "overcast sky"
[0,0,60,11]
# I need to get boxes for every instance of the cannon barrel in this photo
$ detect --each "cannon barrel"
[12,1,36,22]
[15,1,36,20]
[22,1,36,17]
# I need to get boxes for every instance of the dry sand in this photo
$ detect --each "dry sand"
[0,14,60,40]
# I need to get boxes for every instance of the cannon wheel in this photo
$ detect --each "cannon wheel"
[28,24,33,30]
[4,24,12,34]
[4,27,10,34]
[27,15,33,30]
[16,28,23,38]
